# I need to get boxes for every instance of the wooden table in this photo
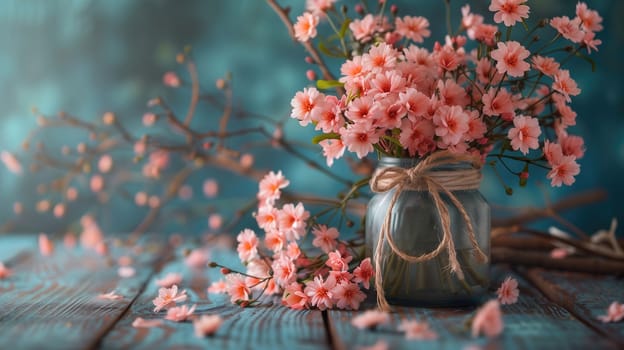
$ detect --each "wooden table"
[0,233,622,350]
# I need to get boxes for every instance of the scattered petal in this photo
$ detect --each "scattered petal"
[398,319,438,340]
[598,301,624,323]
[194,314,223,337]
[496,277,519,305]
[132,317,163,328]
[97,291,124,301]
[351,310,390,330]
[156,273,183,288]
[472,300,504,338]
[118,266,136,278]
[165,304,196,322]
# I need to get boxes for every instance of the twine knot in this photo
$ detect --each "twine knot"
[370,151,488,311]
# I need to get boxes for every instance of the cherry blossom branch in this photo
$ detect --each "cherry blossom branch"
[265,0,337,82]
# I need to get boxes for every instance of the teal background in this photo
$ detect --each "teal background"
[0,0,622,236]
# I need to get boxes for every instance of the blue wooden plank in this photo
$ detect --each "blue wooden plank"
[100,247,331,350]
[523,268,624,347]
[327,266,617,349]
[0,234,165,350]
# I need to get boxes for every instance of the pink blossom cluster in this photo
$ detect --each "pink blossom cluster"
[290,1,603,188]
[211,171,373,310]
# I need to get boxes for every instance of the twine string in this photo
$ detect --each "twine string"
[370,151,488,311]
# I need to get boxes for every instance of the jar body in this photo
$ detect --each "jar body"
[365,157,490,307]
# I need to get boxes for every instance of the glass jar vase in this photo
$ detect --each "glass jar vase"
[365,157,490,307]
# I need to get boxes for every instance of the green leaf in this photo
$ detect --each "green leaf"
[318,41,344,58]
[311,132,340,144]
[339,18,352,38]
[317,79,345,90]
[574,50,596,72]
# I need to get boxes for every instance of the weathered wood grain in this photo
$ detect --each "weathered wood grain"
[0,235,165,350]
[522,268,624,347]
[326,266,617,350]
[99,248,331,350]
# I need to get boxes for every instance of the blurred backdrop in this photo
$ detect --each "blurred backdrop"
[0,0,622,236]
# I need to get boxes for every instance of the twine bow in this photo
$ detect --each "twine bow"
[370,151,489,311]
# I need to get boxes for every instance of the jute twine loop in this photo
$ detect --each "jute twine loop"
[370,151,489,311]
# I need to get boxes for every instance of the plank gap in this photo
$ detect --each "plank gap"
[89,245,175,350]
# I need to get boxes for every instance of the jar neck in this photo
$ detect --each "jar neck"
[377,156,475,171]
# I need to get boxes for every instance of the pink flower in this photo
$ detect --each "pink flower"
[357,340,389,350]
[153,285,188,312]
[552,69,581,103]
[208,213,223,230]
[185,249,209,268]
[351,310,390,329]
[294,12,319,42]
[559,134,585,159]
[550,16,584,43]
[286,242,301,260]
[399,118,436,158]
[598,302,624,323]
[225,273,251,303]
[194,314,223,337]
[332,281,366,310]
[490,41,530,77]
[163,71,181,88]
[272,255,297,288]
[156,273,183,288]
[326,249,352,272]
[237,229,259,262]
[496,277,519,305]
[437,79,470,108]
[398,320,438,340]
[482,88,514,117]
[240,153,254,168]
[547,155,580,187]
[207,279,228,294]
[39,233,54,256]
[362,43,399,73]
[312,225,339,253]
[433,105,470,146]
[508,115,541,155]
[90,175,104,193]
[258,170,290,206]
[582,31,601,54]
[319,139,346,167]
[278,202,310,241]
[165,304,196,322]
[282,282,309,310]
[434,46,462,71]
[0,262,13,279]
[305,275,336,310]
[53,204,66,218]
[203,179,219,198]
[473,24,498,46]
[306,0,336,16]
[353,258,374,289]
[395,16,430,43]
[142,112,157,127]
[1,151,22,174]
[98,154,113,173]
[576,2,603,33]
[256,205,278,231]
[132,317,163,328]
[472,300,504,338]
[264,230,286,253]
[489,0,530,27]
[349,14,378,42]
[531,55,560,77]
[97,291,124,301]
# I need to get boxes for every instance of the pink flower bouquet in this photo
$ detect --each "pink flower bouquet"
[291,0,601,188]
